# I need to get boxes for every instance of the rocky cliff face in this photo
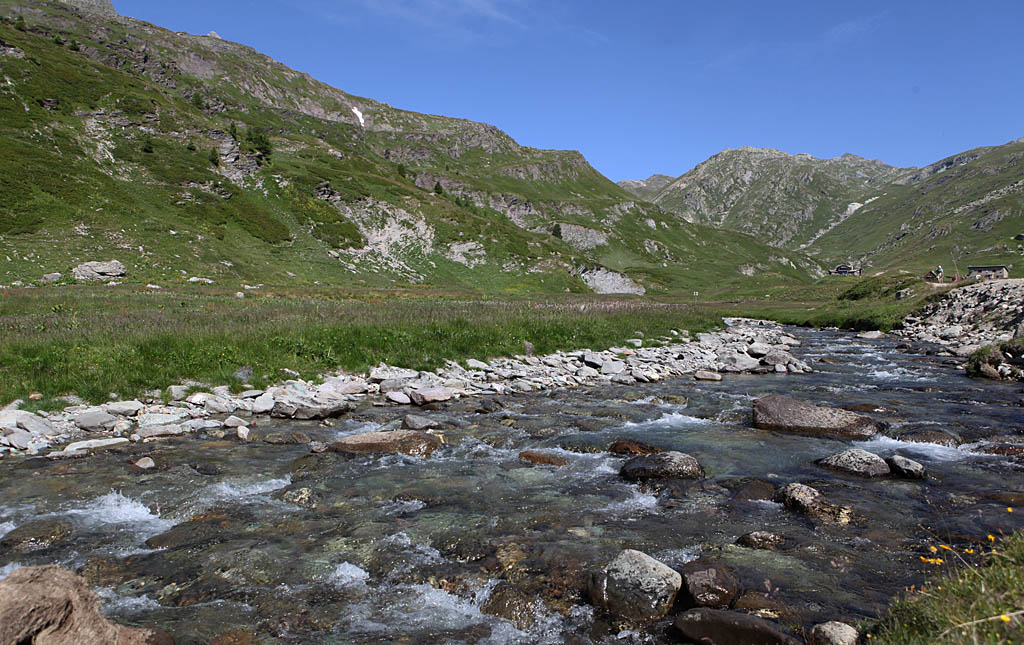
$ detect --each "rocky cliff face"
[58,0,117,16]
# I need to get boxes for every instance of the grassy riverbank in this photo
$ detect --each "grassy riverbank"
[0,275,953,406]
[870,529,1024,643]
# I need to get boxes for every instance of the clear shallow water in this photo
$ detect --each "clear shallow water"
[0,328,1021,643]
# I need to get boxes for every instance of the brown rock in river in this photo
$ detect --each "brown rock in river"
[753,394,880,439]
[0,565,174,645]
[328,430,442,457]
[518,450,570,466]
[608,438,663,455]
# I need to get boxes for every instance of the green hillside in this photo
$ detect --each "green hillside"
[0,0,821,297]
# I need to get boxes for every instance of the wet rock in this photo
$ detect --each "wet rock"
[589,549,682,624]
[259,430,310,445]
[403,413,440,430]
[134,457,156,469]
[886,455,926,479]
[810,621,859,645]
[979,443,1024,457]
[608,438,662,455]
[818,449,891,477]
[409,387,456,406]
[251,392,275,414]
[674,608,800,645]
[774,483,852,524]
[695,370,723,381]
[289,452,339,481]
[898,429,961,447]
[480,581,541,631]
[236,427,250,441]
[74,409,118,432]
[223,415,247,428]
[386,392,412,405]
[736,531,785,550]
[0,519,73,553]
[620,451,704,481]
[518,450,570,467]
[475,397,504,413]
[753,394,880,439]
[730,479,776,501]
[746,342,772,358]
[0,566,172,645]
[211,629,260,645]
[679,559,739,609]
[717,349,761,372]
[135,424,185,440]
[60,437,130,453]
[328,430,442,457]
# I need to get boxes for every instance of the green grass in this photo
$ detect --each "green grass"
[0,286,723,404]
[870,530,1024,644]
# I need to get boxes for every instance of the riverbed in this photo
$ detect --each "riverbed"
[1,327,1021,643]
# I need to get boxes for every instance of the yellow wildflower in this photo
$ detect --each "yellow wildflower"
[1001,615,1011,623]
[939,544,951,551]
[929,545,938,553]
[988,534,996,542]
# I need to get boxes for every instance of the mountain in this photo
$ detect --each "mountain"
[616,174,675,202]
[621,147,908,249]
[623,144,1024,276]
[0,0,822,296]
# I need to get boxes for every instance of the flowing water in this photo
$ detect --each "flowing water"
[0,328,1021,643]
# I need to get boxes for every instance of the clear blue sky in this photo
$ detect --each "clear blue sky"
[113,0,1024,181]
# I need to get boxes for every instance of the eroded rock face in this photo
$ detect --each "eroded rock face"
[0,566,172,645]
[753,394,880,439]
[589,549,681,624]
[328,430,441,457]
[620,451,705,481]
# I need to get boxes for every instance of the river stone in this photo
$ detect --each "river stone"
[620,451,704,481]
[137,412,189,428]
[810,621,859,645]
[0,519,73,552]
[679,560,739,609]
[222,415,246,428]
[61,437,129,453]
[465,358,490,370]
[259,430,311,445]
[135,424,185,440]
[746,342,772,358]
[518,450,569,467]
[774,483,852,524]
[694,370,722,381]
[0,410,52,436]
[251,392,275,414]
[409,388,456,406]
[236,427,251,441]
[0,566,173,645]
[166,385,189,401]
[717,349,761,372]
[134,457,156,470]
[887,455,926,479]
[386,392,412,405]
[480,581,540,631]
[818,449,891,477]
[102,400,144,416]
[272,397,349,420]
[601,360,626,375]
[753,394,880,439]
[71,259,126,281]
[329,430,441,457]
[674,608,801,645]
[74,409,118,432]
[736,531,785,550]
[583,352,604,368]
[320,379,368,396]
[576,366,600,378]
[608,439,662,455]
[589,549,681,624]
[403,414,439,431]
[369,366,419,382]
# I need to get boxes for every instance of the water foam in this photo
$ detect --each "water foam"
[0,521,14,538]
[600,488,659,517]
[63,491,174,535]
[96,587,161,615]
[328,562,370,587]
[854,436,967,462]
[199,476,291,502]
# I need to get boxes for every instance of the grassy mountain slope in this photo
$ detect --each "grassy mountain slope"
[808,140,1024,276]
[0,1,821,297]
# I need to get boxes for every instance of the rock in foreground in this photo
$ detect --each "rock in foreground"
[620,451,704,481]
[674,608,800,645]
[818,448,890,477]
[753,394,880,439]
[328,430,441,457]
[589,549,681,624]
[0,565,172,644]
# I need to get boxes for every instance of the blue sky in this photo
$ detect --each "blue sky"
[113,1,1024,181]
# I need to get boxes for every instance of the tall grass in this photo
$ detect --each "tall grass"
[0,287,722,404]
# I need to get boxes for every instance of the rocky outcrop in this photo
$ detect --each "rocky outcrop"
[71,260,126,282]
[579,268,645,295]
[753,394,880,439]
[58,0,119,16]
[0,566,171,645]
[589,549,682,624]
[898,279,1024,351]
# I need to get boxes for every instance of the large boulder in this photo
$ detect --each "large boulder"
[0,566,172,644]
[753,394,880,439]
[71,260,126,282]
[328,430,441,457]
[620,451,704,481]
[589,549,681,624]
[717,349,761,372]
[674,608,801,645]
[818,449,891,477]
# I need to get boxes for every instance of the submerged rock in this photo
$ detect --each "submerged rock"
[328,430,442,457]
[678,560,739,609]
[736,531,786,550]
[753,394,880,439]
[589,549,681,624]
[674,608,800,645]
[608,438,662,455]
[818,449,890,477]
[0,519,73,553]
[886,455,926,479]
[518,450,570,466]
[774,483,852,524]
[620,451,705,481]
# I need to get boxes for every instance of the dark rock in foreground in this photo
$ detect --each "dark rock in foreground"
[589,549,681,624]
[674,607,801,645]
[0,565,173,644]
[678,559,739,609]
[620,451,704,481]
[753,394,880,439]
